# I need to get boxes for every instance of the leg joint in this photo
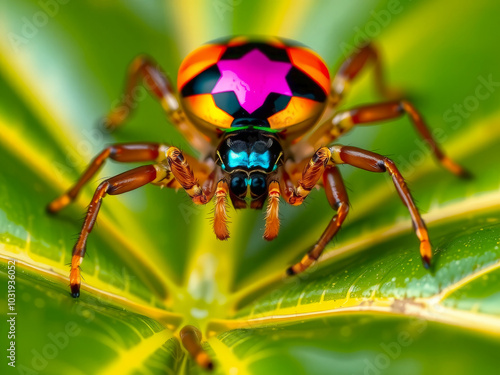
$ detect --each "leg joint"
[382,157,397,173]
[307,252,319,261]
[96,180,110,193]
[335,201,350,216]
[377,159,387,172]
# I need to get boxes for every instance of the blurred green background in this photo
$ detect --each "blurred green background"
[0,0,499,374]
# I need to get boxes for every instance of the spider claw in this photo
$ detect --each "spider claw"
[458,168,473,180]
[422,255,431,270]
[46,194,71,214]
[440,156,472,179]
[70,283,80,298]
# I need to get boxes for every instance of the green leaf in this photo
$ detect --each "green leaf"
[1,0,499,374]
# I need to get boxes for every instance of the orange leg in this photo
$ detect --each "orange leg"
[285,147,332,206]
[163,147,209,205]
[50,143,215,296]
[288,144,432,275]
[309,101,471,178]
[47,143,163,213]
[47,143,212,213]
[281,147,337,273]
[330,144,432,268]
[329,42,397,109]
[179,325,214,370]
[104,55,211,154]
[70,165,159,297]
[287,165,349,275]
[68,151,216,297]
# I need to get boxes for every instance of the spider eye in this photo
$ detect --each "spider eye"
[250,173,267,198]
[230,173,247,197]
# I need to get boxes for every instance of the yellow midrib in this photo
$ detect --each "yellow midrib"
[208,334,253,375]
[0,253,184,326]
[98,328,174,375]
[209,260,500,336]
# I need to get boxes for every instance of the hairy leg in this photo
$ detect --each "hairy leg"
[287,165,349,275]
[307,101,471,178]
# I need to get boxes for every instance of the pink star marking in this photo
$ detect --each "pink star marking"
[212,49,292,114]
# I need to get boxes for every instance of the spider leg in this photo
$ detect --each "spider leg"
[328,42,397,111]
[308,101,471,178]
[104,55,212,154]
[47,143,211,213]
[280,147,335,273]
[287,165,349,275]
[162,146,210,205]
[48,143,163,212]
[286,147,332,206]
[329,144,432,268]
[49,142,215,297]
[180,325,214,370]
[69,164,161,297]
[68,148,215,297]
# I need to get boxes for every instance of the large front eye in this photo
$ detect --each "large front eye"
[250,173,267,198]
[230,172,247,197]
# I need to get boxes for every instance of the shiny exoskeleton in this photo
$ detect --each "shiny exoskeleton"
[48,36,470,300]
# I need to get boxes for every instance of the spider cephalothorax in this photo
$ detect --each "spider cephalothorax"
[216,127,283,207]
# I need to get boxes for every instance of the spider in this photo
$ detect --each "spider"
[47,36,470,299]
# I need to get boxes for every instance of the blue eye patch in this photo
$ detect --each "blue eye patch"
[227,150,272,170]
[227,150,248,168]
[249,150,271,169]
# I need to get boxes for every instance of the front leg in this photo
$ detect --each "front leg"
[286,143,434,276]
[329,144,432,268]
[162,146,208,205]
[283,147,332,206]
[287,165,350,275]
[48,142,165,213]
[281,147,344,274]
[47,143,212,213]
[70,165,160,297]
[69,147,212,297]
